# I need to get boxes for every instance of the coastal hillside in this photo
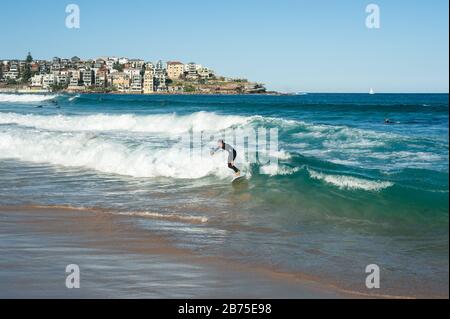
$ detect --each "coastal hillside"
[0,54,269,94]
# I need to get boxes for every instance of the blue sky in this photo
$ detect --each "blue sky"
[1,0,448,92]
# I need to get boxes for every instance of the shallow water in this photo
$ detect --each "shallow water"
[0,93,448,297]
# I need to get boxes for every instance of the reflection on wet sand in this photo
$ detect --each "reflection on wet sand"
[0,205,419,298]
[0,205,355,298]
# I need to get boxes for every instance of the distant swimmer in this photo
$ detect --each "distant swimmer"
[211,140,240,176]
[384,118,400,124]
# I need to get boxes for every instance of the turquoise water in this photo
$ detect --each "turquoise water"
[0,93,448,296]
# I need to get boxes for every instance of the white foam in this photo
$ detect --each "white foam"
[0,128,240,179]
[0,111,250,133]
[118,211,208,223]
[369,151,442,162]
[307,169,393,191]
[327,159,362,167]
[30,204,208,224]
[289,122,443,171]
[260,164,299,176]
[68,94,80,101]
[0,94,58,103]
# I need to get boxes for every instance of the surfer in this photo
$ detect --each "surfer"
[211,140,240,176]
[384,118,399,124]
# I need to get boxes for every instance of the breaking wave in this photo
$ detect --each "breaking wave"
[307,169,394,191]
[0,94,58,103]
[0,127,243,179]
[0,111,250,133]
[0,109,445,189]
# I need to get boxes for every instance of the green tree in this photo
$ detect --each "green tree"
[21,67,32,83]
[113,62,124,72]
[21,52,33,83]
[26,52,33,63]
[50,83,67,92]
[184,85,196,93]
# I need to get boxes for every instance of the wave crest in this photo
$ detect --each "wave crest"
[0,111,250,133]
[307,169,393,191]
[0,128,242,179]
[0,94,58,103]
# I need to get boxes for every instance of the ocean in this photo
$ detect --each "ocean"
[0,93,448,298]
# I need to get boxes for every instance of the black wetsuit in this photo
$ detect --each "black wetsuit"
[214,143,239,173]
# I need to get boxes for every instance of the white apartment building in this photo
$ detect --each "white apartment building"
[124,68,141,78]
[198,67,212,79]
[118,57,129,65]
[3,71,19,80]
[106,60,115,70]
[31,74,43,87]
[129,59,145,69]
[186,62,198,79]
[42,74,56,89]
[56,74,69,85]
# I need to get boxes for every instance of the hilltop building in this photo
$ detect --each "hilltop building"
[82,69,94,87]
[167,61,184,79]
[143,70,154,94]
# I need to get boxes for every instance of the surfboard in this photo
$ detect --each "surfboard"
[232,175,246,183]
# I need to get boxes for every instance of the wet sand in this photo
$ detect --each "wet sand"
[0,206,360,299]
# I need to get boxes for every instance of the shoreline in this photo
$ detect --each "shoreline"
[0,205,435,299]
[0,205,348,298]
[0,87,285,96]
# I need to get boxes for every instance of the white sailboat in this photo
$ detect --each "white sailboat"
[369,88,375,95]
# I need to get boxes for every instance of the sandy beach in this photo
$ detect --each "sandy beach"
[0,205,358,299]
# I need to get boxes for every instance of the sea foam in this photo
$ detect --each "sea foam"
[0,128,239,179]
[307,169,393,191]
[0,94,58,103]
[0,111,250,133]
